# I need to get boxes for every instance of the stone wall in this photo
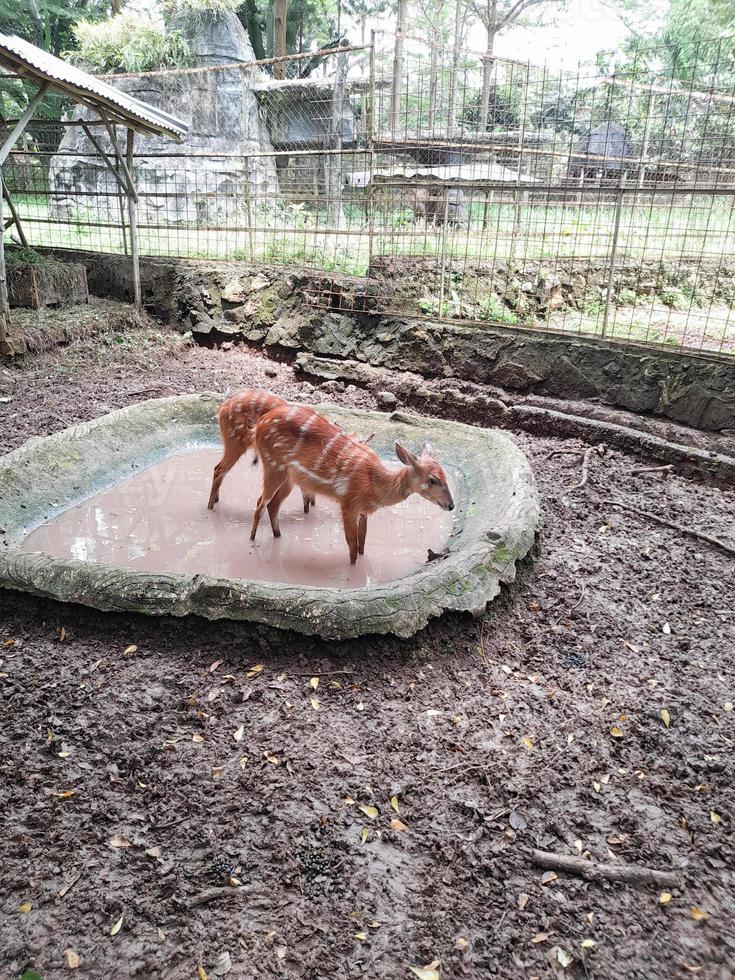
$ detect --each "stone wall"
[45,249,735,432]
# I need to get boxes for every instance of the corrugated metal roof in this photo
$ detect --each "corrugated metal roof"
[0,32,188,141]
[346,163,539,187]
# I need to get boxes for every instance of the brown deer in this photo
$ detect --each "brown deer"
[250,404,453,563]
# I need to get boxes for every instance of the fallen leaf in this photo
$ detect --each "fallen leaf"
[593,781,601,793]
[239,757,248,769]
[207,688,220,703]
[557,947,574,968]
[246,663,264,678]
[58,626,66,642]
[580,939,596,949]
[610,726,624,738]
[710,811,721,825]
[64,948,81,969]
[531,932,548,944]
[197,967,207,980]
[360,828,369,844]
[724,702,733,712]
[359,805,378,820]
[310,677,319,690]
[19,901,32,913]
[49,789,75,798]
[600,774,611,785]
[541,871,557,885]
[522,737,534,750]
[390,795,400,813]
[659,892,672,904]
[689,907,709,921]
[585,912,594,924]
[110,914,123,936]
[662,622,671,635]
[209,659,222,672]
[354,932,368,940]
[157,927,166,941]
[213,951,232,976]
[57,751,70,759]
[408,967,440,980]
[192,734,204,743]
[310,698,320,711]
[390,818,408,831]
[110,835,131,848]
[574,839,583,852]
[661,709,671,728]
[456,937,468,949]
[264,753,279,765]
[607,835,625,845]
[517,893,529,910]
[683,965,702,974]
[509,809,528,830]
[233,724,244,742]
[145,846,162,859]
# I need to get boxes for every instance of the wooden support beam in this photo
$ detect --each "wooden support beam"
[126,128,141,309]
[0,166,11,355]
[99,111,138,202]
[2,181,28,247]
[0,82,49,166]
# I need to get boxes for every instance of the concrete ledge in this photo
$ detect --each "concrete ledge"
[0,396,541,639]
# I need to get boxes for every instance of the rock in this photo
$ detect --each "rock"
[320,380,346,394]
[249,274,270,293]
[376,390,398,410]
[221,341,234,350]
[265,367,278,378]
[47,12,279,226]
[221,279,248,304]
[490,360,544,393]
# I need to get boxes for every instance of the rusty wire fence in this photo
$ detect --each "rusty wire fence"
[2,34,735,358]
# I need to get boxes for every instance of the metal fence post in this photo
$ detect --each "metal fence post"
[367,31,376,275]
[602,178,625,339]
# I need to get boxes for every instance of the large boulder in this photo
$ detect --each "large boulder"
[48,12,279,227]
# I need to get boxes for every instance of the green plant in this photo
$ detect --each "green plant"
[5,246,44,267]
[69,14,192,74]
[171,0,242,18]
[659,286,688,310]
[477,292,519,325]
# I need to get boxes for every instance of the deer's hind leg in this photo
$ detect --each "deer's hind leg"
[267,478,294,538]
[251,465,287,540]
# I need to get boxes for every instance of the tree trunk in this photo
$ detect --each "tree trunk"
[325,48,349,228]
[390,0,408,134]
[447,0,464,131]
[427,0,442,126]
[478,29,495,132]
[274,0,287,78]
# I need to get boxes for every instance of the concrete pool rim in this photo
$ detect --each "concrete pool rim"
[0,394,541,639]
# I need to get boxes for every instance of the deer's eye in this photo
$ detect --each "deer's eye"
[428,476,439,486]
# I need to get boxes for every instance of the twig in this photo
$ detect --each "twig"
[543,447,585,461]
[287,669,355,677]
[571,443,607,491]
[183,886,249,908]
[630,464,674,477]
[551,586,586,628]
[605,499,735,559]
[531,849,681,888]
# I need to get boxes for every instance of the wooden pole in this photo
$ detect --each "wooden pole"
[274,0,287,79]
[0,164,11,355]
[325,46,349,229]
[126,128,141,309]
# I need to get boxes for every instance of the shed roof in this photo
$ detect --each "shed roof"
[0,32,188,140]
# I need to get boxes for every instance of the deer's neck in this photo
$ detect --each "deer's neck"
[372,462,413,508]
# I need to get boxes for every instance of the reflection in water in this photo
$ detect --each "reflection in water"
[22,448,455,589]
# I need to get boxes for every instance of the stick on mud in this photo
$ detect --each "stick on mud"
[531,849,681,888]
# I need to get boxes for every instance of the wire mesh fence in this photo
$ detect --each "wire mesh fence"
[2,34,735,358]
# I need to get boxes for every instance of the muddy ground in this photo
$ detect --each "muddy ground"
[1,319,734,980]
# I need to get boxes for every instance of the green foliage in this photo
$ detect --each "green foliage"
[69,14,193,73]
[0,0,108,57]
[477,292,519,325]
[5,246,44,268]
[173,0,243,17]
[663,0,735,83]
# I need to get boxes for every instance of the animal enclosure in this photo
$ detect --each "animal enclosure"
[3,32,735,357]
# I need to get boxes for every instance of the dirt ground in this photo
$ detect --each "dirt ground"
[1,321,734,980]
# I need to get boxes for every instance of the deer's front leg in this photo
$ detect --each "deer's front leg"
[357,514,367,555]
[342,507,360,565]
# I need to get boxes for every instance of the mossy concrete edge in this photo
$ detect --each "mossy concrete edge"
[0,395,541,639]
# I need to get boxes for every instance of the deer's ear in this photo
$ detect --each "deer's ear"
[420,441,435,458]
[395,441,417,467]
